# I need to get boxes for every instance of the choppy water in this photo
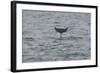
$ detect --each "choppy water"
[22,10,91,63]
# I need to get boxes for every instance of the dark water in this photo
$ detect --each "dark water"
[22,10,91,63]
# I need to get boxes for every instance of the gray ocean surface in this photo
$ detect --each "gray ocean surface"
[22,10,91,63]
